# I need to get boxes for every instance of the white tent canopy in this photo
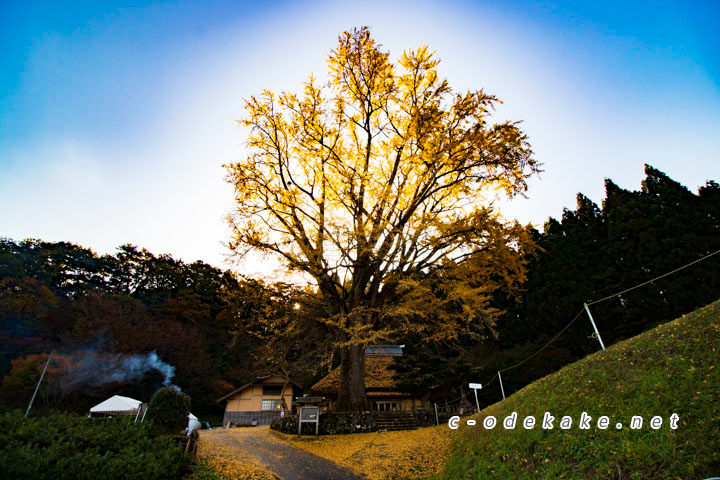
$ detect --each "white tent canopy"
[89,395,142,415]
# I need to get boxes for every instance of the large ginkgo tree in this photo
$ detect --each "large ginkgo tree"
[225,27,539,410]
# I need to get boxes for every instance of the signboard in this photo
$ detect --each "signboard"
[468,383,482,389]
[298,406,321,436]
[301,407,318,420]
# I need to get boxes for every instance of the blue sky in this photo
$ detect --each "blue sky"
[1,0,718,275]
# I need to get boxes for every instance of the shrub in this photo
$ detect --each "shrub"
[0,412,189,480]
[146,387,191,434]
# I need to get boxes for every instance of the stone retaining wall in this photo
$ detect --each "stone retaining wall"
[271,411,377,435]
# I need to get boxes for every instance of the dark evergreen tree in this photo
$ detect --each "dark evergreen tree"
[486,165,719,397]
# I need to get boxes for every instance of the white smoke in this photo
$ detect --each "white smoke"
[106,351,176,387]
[63,350,179,390]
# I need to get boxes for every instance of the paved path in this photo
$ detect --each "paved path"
[200,427,367,480]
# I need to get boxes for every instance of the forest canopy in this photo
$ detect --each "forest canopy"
[0,165,717,415]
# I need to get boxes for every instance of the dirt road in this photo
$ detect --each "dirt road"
[199,427,367,480]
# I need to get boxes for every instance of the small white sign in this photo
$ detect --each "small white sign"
[468,383,482,389]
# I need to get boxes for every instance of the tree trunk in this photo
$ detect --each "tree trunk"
[334,343,369,411]
[280,369,290,413]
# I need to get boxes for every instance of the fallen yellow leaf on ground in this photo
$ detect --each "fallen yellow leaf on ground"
[271,425,453,480]
[197,430,277,480]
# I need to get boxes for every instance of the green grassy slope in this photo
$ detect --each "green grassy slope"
[438,300,720,479]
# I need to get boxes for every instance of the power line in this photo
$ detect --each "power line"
[457,247,720,404]
[587,248,720,306]
[483,247,720,398]
[499,308,586,373]
[483,373,497,388]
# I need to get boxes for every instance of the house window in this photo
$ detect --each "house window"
[261,399,283,411]
[262,385,283,396]
[374,401,399,412]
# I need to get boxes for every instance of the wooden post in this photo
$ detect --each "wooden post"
[134,404,143,424]
[468,383,482,414]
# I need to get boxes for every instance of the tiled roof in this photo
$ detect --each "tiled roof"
[311,355,400,396]
[216,374,302,403]
[366,390,412,397]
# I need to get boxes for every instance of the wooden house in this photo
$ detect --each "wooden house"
[218,374,302,426]
[310,345,424,412]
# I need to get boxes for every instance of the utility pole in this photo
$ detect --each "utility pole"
[583,303,606,351]
[25,352,52,417]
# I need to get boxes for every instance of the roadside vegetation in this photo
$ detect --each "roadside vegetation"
[0,412,190,480]
[437,299,720,479]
